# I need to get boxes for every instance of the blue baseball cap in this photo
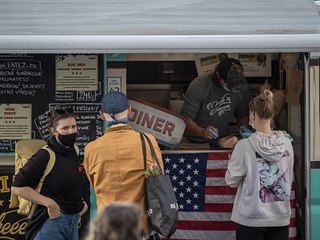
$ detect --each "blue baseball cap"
[101,92,129,115]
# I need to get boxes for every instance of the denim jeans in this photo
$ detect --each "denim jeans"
[34,213,80,240]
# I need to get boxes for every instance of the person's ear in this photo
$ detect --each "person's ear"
[252,111,256,121]
[100,111,106,120]
[50,127,58,136]
[127,106,131,117]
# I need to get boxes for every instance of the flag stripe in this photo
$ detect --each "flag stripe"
[207,160,229,169]
[178,209,296,221]
[179,211,232,221]
[205,186,237,195]
[177,220,235,230]
[205,191,296,203]
[208,152,232,160]
[205,203,234,212]
[206,169,227,178]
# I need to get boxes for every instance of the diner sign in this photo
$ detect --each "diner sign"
[128,98,186,149]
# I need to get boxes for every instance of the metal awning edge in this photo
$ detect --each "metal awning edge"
[1,34,319,53]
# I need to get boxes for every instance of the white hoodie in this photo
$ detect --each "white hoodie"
[225,131,294,227]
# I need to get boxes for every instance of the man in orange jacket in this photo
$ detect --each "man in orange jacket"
[84,91,164,240]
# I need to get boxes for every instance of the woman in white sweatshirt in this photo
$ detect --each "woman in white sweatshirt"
[225,90,294,240]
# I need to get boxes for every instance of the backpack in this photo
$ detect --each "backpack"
[9,139,79,219]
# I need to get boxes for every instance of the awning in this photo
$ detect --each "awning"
[0,0,319,53]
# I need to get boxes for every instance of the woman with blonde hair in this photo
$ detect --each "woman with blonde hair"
[225,90,294,240]
[86,202,143,240]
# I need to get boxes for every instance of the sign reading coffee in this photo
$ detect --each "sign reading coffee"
[0,166,27,240]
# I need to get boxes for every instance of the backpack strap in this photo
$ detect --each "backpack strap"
[140,133,163,172]
[73,144,80,156]
[28,145,56,218]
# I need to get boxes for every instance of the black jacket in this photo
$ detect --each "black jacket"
[12,137,85,240]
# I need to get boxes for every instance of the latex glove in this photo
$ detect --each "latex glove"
[239,125,252,138]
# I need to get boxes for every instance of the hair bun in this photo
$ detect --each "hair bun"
[260,89,273,101]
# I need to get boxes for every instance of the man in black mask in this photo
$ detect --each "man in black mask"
[181,58,252,149]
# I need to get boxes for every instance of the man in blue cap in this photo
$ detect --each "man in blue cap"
[83,91,164,240]
[181,58,252,149]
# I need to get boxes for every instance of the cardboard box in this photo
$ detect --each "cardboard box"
[128,97,186,149]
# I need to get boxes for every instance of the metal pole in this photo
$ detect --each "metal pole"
[304,53,311,240]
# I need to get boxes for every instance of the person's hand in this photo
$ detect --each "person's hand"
[239,125,252,138]
[203,126,219,139]
[46,198,61,219]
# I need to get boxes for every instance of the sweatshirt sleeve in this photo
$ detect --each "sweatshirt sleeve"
[225,140,247,188]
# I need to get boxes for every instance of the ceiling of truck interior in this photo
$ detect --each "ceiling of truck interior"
[0,0,319,53]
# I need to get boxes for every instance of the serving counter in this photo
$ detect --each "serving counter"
[0,150,297,240]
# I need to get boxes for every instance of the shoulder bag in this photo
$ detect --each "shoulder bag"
[140,133,179,238]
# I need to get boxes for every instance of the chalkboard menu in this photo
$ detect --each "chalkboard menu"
[0,54,104,153]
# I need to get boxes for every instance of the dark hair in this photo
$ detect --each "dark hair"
[47,108,77,130]
[86,203,142,240]
[249,90,274,119]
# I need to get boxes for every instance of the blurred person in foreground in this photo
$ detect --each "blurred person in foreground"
[225,90,294,240]
[86,202,143,240]
[83,91,164,240]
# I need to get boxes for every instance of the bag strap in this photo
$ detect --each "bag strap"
[140,133,163,172]
[140,133,147,170]
[28,145,56,218]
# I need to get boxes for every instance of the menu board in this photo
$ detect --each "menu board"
[0,54,104,154]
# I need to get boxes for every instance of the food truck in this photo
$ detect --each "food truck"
[0,0,319,240]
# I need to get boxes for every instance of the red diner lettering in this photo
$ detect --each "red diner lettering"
[141,113,155,129]
[129,107,138,121]
[163,121,175,137]
[136,110,143,125]
[153,117,165,132]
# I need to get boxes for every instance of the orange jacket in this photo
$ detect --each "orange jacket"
[83,124,164,235]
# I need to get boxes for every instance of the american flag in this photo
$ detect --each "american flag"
[161,151,296,240]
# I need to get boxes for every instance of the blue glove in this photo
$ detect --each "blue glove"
[239,125,252,138]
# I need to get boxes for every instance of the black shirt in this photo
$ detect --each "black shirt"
[12,137,85,239]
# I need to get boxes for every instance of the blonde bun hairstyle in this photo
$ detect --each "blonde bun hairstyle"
[259,89,273,102]
[251,89,274,119]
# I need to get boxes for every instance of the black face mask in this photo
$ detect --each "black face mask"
[57,132,77,146]
[226,64,248,92]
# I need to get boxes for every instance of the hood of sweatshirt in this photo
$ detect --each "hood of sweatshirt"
[248,131,287,163]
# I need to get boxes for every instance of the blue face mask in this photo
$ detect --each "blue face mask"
[105,117,129,128]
